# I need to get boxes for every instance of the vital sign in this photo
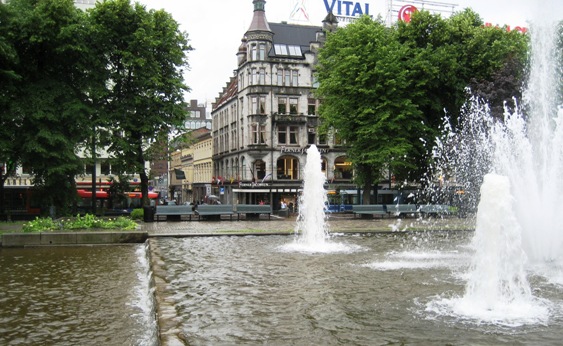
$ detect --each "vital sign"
[323,0,371,22]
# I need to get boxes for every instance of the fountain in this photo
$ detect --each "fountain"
[3,7,563,346]
[426,8,562,325]
[282,144,353,253]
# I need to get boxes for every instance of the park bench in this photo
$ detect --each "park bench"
[235,204,272,220]
[352,205,387,218]
[195,204,234,220]
[386,204,419,217]
[418,204,452,217]
[154,205,194,221]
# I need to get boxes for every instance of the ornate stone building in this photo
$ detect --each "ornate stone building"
[211,0,353,211]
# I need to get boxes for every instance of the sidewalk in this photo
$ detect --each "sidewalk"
[142,214,475,237]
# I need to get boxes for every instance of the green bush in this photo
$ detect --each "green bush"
[22,214,138,232]
[130,208,144,220]
[22,217,58,233]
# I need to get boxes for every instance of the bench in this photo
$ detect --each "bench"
[195,204,234,220]
[386,204,419,217]
[154,205,194,221]
[352,205,387,218]
[418,204,451,217]
[235,204,272,220]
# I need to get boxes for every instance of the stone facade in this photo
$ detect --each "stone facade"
[210,0,353,211]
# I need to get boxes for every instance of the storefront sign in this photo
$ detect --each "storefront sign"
[239,182,271,188]
[280,146,329,154]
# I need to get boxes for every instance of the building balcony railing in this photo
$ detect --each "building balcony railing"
[273,113,307,124]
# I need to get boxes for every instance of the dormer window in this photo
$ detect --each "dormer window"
[274,44,302,57]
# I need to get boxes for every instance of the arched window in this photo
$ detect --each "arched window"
[241,157,247,180]
[254,160,266,180]
[334,156,353,180]
[276,156,299,180]
[321,157,328,178]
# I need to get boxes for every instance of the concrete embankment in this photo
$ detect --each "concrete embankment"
[1,231,148,247]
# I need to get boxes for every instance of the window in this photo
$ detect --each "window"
[278,97,287,114]
[278,126,299,145]
[278,97,298,114]
[277,69,298,86]
[258,43,266,60]
[241,157,246,180]
[250,44,257,60]
[289,98,298,114]
[277,156,299,180]
[259,68,265,84]
[274,44,288,55]
[308,98,317,115]
[251,123,266,144]
[250,96,266,114]
[255,160,266,180]
[318,133,328,145]
[334,157,353,179]
[274,44,302,57]
[308,128,316,144]
[278,126,287,144]
[289,126,298,144]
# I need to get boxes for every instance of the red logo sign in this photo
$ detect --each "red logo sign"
[398,5,417,23]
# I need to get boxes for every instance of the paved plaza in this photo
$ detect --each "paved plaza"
[142,213,475,237]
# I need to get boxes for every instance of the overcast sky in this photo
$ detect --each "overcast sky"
[138,0,562,106]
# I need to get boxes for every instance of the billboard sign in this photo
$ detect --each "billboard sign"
[323,0,371,22]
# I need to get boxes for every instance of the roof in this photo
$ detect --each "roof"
[268,22,321,57]
[269,22,320,46]
[213,77,238,111]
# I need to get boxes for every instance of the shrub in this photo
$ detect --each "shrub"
[22,217,58,233]
[21,214,138,232]
[130,208,144,220]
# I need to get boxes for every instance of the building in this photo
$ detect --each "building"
[151,99,209,200]
[211,0,353,211]
[185,99,211,131]
[192,128,213,204]
[169,126,212,205]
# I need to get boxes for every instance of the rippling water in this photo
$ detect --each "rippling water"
[152,233,563,345]
[0,245,157,346]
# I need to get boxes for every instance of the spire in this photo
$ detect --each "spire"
[322,11,338,32]
[247,0,272,34]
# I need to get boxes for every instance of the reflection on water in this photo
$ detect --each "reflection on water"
[152,233,563,345]
[0,245,157,346]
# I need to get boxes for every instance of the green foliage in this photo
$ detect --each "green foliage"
[22,217,58,233]
[87,0,192,207]
[316,10,529,198]
[130,208,144,220]
[0,0,191,213]
[22,214,137,232]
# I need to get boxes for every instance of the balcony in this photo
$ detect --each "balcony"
[273,113,307,124]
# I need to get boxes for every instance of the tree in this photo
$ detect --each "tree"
[87,0,191,207]
[3,0,92,215]
[316,16,430,203]
[316,10,528,203]
[0,2,20,215]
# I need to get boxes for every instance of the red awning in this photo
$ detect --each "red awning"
[77,189,109,199]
